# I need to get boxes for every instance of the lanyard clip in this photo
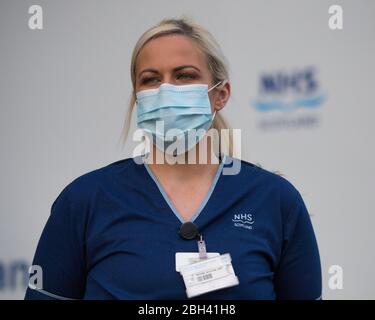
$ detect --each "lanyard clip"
[197,234,208,259]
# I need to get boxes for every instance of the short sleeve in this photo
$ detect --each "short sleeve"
[24,185,87,300]
[274,190,322,300]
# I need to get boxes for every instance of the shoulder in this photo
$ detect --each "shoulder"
[226,155,304,215]
[55,157,137,207]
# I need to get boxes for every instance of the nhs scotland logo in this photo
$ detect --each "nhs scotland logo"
[250,66,326,131]
[232,213,255,230]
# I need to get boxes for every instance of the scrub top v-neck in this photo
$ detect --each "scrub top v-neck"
[142,154,227,225]
[25,155,322,300]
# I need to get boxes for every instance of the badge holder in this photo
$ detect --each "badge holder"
[176,222,239,298]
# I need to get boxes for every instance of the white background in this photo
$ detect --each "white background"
[0,0,374,299]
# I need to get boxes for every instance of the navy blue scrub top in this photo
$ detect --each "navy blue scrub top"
[25,154,322,300]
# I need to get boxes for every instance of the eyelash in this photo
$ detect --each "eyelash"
[141,77,158,84]
[176,73,197,80]
[141,73,197,84]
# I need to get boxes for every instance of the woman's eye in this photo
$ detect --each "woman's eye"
[176,73,196,80]
[142,77,160,84]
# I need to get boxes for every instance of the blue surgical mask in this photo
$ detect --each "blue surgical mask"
[136,81,223,155]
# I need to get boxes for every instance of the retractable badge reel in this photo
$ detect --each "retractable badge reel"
[176,222,239,298]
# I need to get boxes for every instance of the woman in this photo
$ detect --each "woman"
[25,18,322,300]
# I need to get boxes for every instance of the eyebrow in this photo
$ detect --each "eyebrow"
[138,65,201,77]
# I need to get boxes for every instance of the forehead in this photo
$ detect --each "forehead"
[136,35,207,73]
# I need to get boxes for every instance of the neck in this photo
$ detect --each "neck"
[145,138,222,181]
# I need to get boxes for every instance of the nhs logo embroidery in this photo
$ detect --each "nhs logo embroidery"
[232,213,255,230]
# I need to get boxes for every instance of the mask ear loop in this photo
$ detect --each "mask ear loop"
[208,79,227,92]
[209,79,228,120]
[212,109,217,121]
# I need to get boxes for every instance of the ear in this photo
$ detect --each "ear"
[214,81,230,111]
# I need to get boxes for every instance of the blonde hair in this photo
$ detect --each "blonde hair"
[122,17,235,156]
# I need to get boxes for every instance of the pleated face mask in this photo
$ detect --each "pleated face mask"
[136,81,223,155]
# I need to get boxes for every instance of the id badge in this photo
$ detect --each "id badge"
[175,252,220,272]
[178,253,239,298]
